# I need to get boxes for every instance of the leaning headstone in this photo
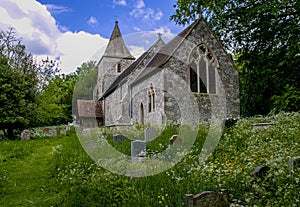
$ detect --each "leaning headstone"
[288,156,300,170]
[144,126,156,142]
[49,129,57,137]
[131,140,146,162]
[21,130,31,140]
[250,166,270,179]
[113,134,126,143]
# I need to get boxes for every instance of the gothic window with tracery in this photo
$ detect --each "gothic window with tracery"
[189,44,218,94]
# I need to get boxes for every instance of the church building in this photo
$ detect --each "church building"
[90,18,240,127]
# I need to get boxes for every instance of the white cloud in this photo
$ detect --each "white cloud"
[57,32,107,73]
[0,0,108,74]
[45,4,71,14]
[130,0,163,21]
[154,26,175,41]
[113,0,127,7]
[87,16,98,27]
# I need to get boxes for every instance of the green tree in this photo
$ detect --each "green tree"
[72,61,98,114]
[171,0,300,116]
[0,30,38,139]
[37,73,76,126]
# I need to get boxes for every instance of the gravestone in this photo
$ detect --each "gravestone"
[43,127,50,133]
[144,126,156,142]
[131,140,146,162]
[250,166,270,179]
[288,156,300,170]
[49,129,57,137]
[21,130,31,140]
[60,129,66,136]
[185,189,229,207]
[113,134,126,143]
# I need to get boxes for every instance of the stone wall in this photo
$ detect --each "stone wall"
[162,20,240,122]
[131,70,165,125]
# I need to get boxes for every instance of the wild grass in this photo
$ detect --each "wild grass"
[0,112,299,206]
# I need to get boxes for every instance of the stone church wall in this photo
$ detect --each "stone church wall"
[131,70,165,125]
[162,20,240,122]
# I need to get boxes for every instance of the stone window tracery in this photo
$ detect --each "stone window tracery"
[189,43,218,94]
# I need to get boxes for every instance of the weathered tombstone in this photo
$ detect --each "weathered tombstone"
[185,189,229,207]
[144,126,156,142]
[288,156,300,170]
[113,134,126,143]
[60,129,67,136]
[169,135,182,145]
[21,130,31,140]
[131,140,146,162]
[49,129,57,137]
[250,166,270,179]
[43,127,50,133]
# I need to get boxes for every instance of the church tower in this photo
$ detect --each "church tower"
[94,21,135,99]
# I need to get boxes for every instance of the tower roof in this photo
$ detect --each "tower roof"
[103,21,135,59]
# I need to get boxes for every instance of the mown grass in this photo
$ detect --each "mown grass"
[0,112,299,206]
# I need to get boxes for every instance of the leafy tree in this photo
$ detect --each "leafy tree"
[0,30,38,139]
[72,61,98,114]
[37,74,75,126]
[171,0,300,116]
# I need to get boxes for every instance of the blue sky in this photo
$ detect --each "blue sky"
[0,0,186,73]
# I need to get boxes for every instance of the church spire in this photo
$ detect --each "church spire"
[103,21,135,59]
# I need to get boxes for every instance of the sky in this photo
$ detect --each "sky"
[0,0,186,74]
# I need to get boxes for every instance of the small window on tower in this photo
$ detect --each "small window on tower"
[117,63,122,73]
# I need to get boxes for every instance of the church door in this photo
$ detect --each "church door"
[140,103,144,125]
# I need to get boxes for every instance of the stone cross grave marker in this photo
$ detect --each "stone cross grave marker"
[113,134,126,143]
[21,130,31,140]
[131,140,146,162]
[144,126,156,142]
[49,129,57,137]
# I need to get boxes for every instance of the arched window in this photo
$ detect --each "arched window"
[148,84,155,113]
[189,44,218,94]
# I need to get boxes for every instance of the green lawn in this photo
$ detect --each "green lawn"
[0,136,67,206]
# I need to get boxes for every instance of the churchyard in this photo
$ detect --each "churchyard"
[0,112,299,206]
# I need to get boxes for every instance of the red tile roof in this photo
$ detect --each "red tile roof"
[77,100,103,118]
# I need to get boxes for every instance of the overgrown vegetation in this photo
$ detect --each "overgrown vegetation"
[1,113,299,206]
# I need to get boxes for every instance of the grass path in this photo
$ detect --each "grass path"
[0,137,64,207]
